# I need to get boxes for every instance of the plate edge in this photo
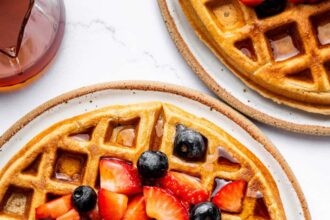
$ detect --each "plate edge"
[0,80,311,219]
[157,0,330,136]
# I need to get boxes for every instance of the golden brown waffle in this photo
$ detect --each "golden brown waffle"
[0,102,285,219]
[179,0,330,114]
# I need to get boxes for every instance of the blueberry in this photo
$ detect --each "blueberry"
[255,0,287,18]
[137,151,168,178]
[174,125,207,161]
[190,202,221,220]
[72,186,97,213]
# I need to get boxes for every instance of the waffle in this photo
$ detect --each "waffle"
[179,0,330,114]
[0,102,285,219]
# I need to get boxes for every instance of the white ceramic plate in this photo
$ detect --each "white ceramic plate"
[0,81,310,219]
[158,0,330,135]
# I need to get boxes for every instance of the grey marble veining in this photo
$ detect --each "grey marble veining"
[0,1,328,219]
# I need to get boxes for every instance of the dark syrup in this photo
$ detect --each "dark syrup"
[53,150,87,184]
[252,191,271,219]
[311,10,330,46]
[0,0,65,88]
[152,115,164,150]
[235,39,257,61]
[69,127,94,142]
[266,23,303,62]
[217,147,241,170]
[0,0,34,57]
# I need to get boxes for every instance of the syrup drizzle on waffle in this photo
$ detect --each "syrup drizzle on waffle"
[0,102,285,219]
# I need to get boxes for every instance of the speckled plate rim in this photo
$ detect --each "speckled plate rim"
[0,81,310,219]
[157,0,330,136]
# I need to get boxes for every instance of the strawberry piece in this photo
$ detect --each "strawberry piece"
[159,171,209,205]
[35,194,72,219]
[240,0,263,7]
[212,180,247,213]
[123,195,149,220]
[56,209,80,220]
[100,158,142,195]
[143,186,189,220]
[180,200,191,211]
[98,188,128,220]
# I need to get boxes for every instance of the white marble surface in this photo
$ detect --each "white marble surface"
[0,0,329,219]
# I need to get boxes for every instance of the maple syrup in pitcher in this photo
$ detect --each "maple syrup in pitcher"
[0,0,65,91]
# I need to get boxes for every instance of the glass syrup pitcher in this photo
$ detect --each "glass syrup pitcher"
[0,0,65,91]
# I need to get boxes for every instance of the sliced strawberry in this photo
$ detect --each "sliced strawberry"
[212,180,247,213]
[123,195,149,220]
[35,194,72,219]
[56,209,80,220]
[159,171,209,205]
[180,200,191,211]
[240,0,263,6]
[98,188,128,220]
[143,186,189,220]
[100,158,142,195]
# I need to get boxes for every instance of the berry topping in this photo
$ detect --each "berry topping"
[144,186,189,220]
[72,185,97,213]
[35,195,72,219]
[159,171,209,205]
[98,188,128,220]
[35,151,251,219]
[240,0,264,7]
[212,180,247,213]
[100,158,142,195]
[255,0,287,18]
[56,209,80,220]
[190,202,221,220]
[174,125,207,161]
[137,150,169,178]
[123,195,148,220]
[181,200,191,211]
